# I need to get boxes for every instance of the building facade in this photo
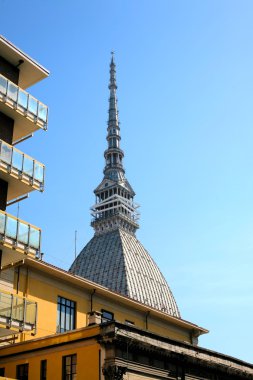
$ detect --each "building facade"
[0,34,49,344]
[0,38,252,380]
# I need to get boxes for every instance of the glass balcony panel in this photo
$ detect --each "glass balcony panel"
[0,211,41,253]
[12,149,23,171]
[6,216,17,239]
[12,297,24,321]
[18,222,29,245]
[0,76,7,95]
[38,102,47,122]
[0,292,12,318]
[0,212,5,234]
[0,141,12,164]
[26,301,36,324]
[29,227,40,249]
[18,89,28,109]
[28,95,38,115]
[0,292,37,328]
[34,162,44,183]
[7,82,18,102]
[0,75,48,127]
[23,156,34,177]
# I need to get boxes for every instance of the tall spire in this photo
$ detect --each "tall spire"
[91,54,139,235]
[103,52,125,181]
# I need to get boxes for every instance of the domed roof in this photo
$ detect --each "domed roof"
[70,228,180,318]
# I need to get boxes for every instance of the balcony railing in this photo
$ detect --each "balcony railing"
[0,139,45,191]
[0,73,48,128]
[0,291,37,331]
[0,210,41,254]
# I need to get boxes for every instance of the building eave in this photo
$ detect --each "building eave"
[0,35,49,89]
[20,257,208,336]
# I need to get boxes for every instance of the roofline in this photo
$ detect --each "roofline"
[0,324,100,358]
[112,321,253,369]
[9,257,208,335]
[0,35,49,76]
[0,321,251,372]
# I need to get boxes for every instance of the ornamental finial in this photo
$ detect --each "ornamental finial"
[111,51,115,64]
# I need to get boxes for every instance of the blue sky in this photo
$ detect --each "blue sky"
[1,0,253,363]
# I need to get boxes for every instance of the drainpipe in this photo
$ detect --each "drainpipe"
[90,289,96,312]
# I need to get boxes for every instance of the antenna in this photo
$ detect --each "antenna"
[74,230,77,259]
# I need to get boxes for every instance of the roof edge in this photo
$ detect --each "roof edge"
[0,35,50,76]
[20,257,208,336]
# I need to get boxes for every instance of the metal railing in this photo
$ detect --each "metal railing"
[0,291,37,329]
[0,210,41,252]
[0,139,45,189]
[0,74,48,126]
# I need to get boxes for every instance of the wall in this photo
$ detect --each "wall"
[11,264,191,344]
[0,338,101,380]
[16,267,90,339]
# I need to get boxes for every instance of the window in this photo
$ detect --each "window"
[101,309,114,323]
[57,296,76,333]
[62,354,77,380]
[16,363,29,380]
[125,320,135,326]
[40,360,47,380]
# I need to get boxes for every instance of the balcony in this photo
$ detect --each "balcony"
[0,290,37,334]
[0,139,45,201]
[0,210,41,258]
[0,74,48,141]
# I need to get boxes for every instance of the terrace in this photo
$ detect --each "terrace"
[0,74,48,141]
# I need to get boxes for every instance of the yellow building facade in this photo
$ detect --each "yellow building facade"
[1,257,206,343]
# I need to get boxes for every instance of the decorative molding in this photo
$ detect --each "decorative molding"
[103,365,127,380]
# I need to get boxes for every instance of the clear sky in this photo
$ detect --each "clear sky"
[1,0,253,363]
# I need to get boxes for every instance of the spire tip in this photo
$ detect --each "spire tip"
[110,51,115,64]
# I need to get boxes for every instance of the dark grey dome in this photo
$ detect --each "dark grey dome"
[70,228,180,318]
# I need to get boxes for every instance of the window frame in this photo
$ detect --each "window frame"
[101,309,114,323]
[16,363,29,380]
[62,354,77,380]
[40,359,47,380]
[57,296,76,333]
